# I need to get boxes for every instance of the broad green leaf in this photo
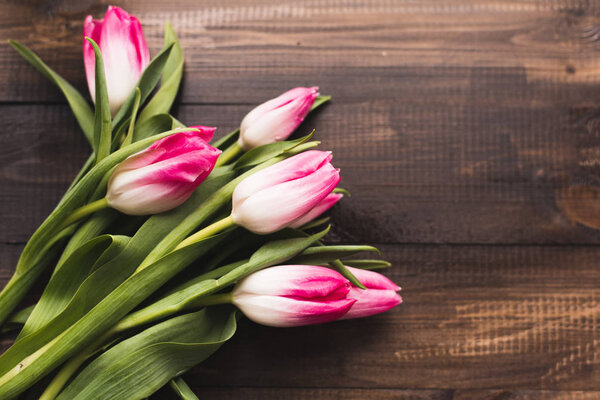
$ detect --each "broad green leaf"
[8,40,94,145]
[112,43,175,134]
[0,305,34,335]
[58,308,235,400]
[0,224,76,330]
[233,131,314,170]
[137,22,184,126]
[0,128,193,328]
[342,259,391,270]
[19,235,130,339]
[0,169,235,376]
[288,245,379,266]
[0,233,228,398]
[86,38,112,163]
[170,377,199,400]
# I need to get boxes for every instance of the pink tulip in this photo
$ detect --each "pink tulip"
[340,267,402,320]
[238,87,320,150]
[232,265,356,327]
[289,192,343,228]
[106,127,221,215]
[84,6,150,114]
[231,150,340,234]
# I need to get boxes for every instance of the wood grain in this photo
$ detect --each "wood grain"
[1,0,600,399]
[3,103,600,244]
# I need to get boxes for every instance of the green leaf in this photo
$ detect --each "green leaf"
[298,216,330,230]
[0,224,76,331]
[0,234,229,398]
[0,169,235,375]
[18,235,130,339]
[112,43,175,134]
[0,128,193,328]
[213,128,240,150]
[330,259,365,289]
[233,131,314,170]
[137,22,184,126]
[169,377,199,400]
[133,113,183,143]
[121,88,141,147]
[8,40,94,145]
[58,308,235,400]
[333,187,350,196]
[85,38,112,163]
[311,94,331,111]
[282,229,366,290]
[289,244,379,266]
[0,305,34,335]
[342,259,391,270]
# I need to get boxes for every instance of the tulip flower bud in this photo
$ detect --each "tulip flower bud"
[237,87,320,150]
[289,192,343,229]
[340,267,402,320]
[232,265,356,327]
[231,150,341,234]
[106,127,221,215]
[84,6,150,115]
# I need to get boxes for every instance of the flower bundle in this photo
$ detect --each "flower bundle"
[0,7,402,400]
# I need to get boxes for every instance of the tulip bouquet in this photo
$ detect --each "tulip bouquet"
[0,6,402,400]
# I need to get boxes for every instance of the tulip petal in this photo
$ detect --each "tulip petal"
[233,265,350,299]
[345,266,400,291]
[106,130,221,215]
[232,150,332,207]
[234,295,356,327]
[240,87,319,134]
[84,6,150,114]
[83,16,103,100]
[340,287,402,320]
[239,87,320,150]
[289,193,343,228]
[232,163,340,234]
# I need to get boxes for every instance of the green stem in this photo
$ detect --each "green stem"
[38,292,233,400]
[214,142,243,167]
[174,215,235,251]
[38,329,113,400]
[57,198,110,231]
[170,376,200,400]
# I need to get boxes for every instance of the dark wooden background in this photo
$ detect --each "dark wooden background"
[2,0,600,399]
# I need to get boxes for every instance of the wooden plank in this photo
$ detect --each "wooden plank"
[157,387,452,399]
[154,388,600,400]
[2,1,600,105]
[2,244,600,390]
[179,244,600,390]
[453,390,600,400]
[2,103,600,244]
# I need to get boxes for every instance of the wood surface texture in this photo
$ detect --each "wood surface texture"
[2,0,600,398]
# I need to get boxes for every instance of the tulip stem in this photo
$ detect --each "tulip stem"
[175,215,235,250]
[57,198,110,231]
[215,142,243,167]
